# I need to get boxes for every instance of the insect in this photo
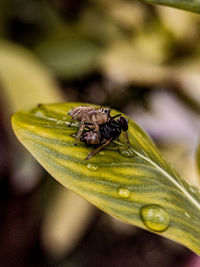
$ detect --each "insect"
[80,116,129,160]
[68,106,112,145]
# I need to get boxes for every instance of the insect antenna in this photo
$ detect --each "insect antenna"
[111,114,121,119]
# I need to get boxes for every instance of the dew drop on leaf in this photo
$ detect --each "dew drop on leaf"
[184,211,191,218]
[140,204,170,232]
[119,147,135,157]
[117,187,131,199]
[32,107,47,118]
[189,185,199,194]
[87,163,99,171]
[56,120,64,125]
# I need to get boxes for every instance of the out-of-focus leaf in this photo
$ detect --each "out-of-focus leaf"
[108,1,145,30]
[161,143,199,187]
[42,187,94,257]
[99,21,170,86]
[12,103,200,255]
[170,59,200,113]
[139,0,200,13]
[0,40,63,192]
[100,40,170,85]
[157,6,200,40]
[78,9,122,44]
[35,36,101,79]
[0,40,63,114]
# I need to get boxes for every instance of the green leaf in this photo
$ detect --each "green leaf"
[11,103,200,255]
[0,40,62,114]
[35,37,100,79]
[139,0,200,13]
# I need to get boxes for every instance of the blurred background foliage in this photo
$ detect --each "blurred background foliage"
[0,0,200,266]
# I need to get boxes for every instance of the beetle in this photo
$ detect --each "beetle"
[80,116,129,160]
[68,106,118,145]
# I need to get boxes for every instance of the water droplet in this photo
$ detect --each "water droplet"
[184,211,191,218]
[117,188,131,199]
[136,132,142,138]
[170,163,176,169]
[189,185,199,194]
[119,147,135,157]
[56,120,64,125]
[163,198,168,202]
[33,109,47,117]
[87,163,99,171]
[31,107,58,122]
[140,204,170,232]
[99,151,105,155]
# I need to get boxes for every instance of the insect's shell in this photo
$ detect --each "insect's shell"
[68,106,110,124]
[68,106,93,120]
[81,131,100,145]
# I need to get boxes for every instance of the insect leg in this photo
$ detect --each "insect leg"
[123,131,130,147]
[85,138,113,160]
[103,126,110,139]
[91,114,100,136]
[75,115,86,145]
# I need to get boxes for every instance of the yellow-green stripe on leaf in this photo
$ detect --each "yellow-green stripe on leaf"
[11,103,200,255]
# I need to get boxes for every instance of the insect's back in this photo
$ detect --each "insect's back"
[68,106,94,121]
[99,121,121,141]
[68,106,111,124]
